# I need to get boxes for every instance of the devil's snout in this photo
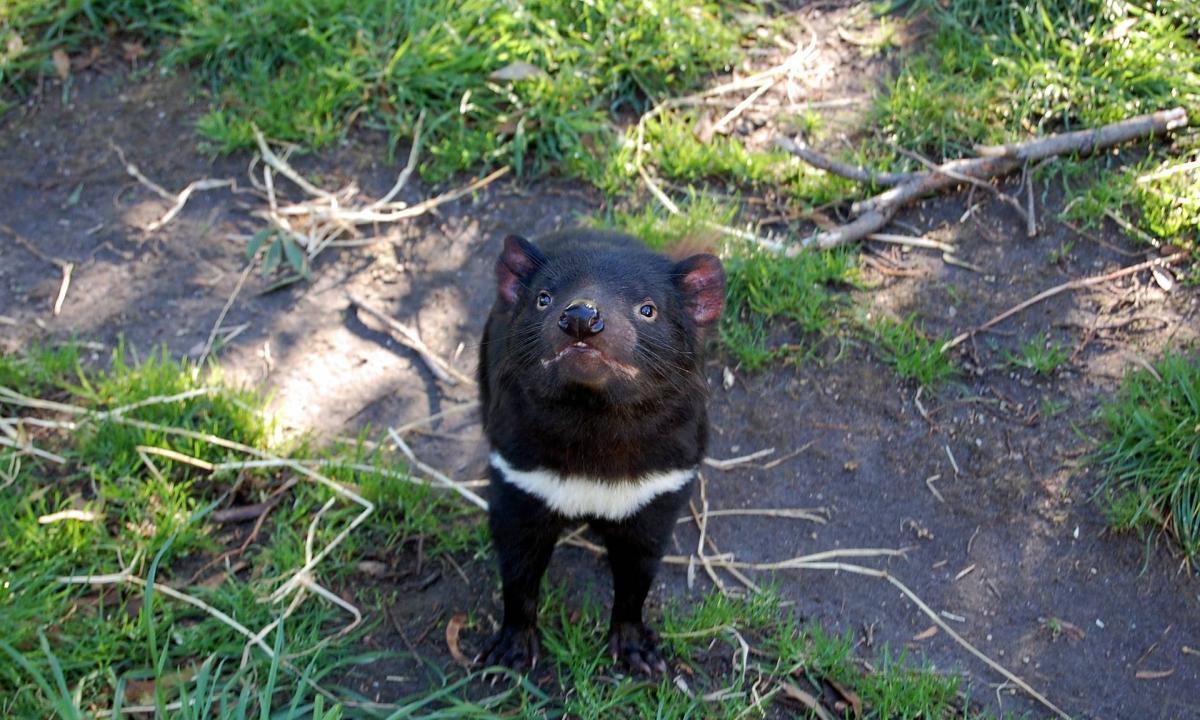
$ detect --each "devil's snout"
[558,300,604,339]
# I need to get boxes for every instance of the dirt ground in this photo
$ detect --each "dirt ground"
[3,34,1199,720]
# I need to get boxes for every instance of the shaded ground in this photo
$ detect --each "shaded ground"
[3,37,1199,720]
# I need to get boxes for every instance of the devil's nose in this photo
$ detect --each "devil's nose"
[558,300,604,338]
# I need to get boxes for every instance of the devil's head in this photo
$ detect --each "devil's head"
[488,231,725,408]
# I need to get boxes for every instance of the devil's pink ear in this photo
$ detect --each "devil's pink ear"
[496,235,545,305]
[674,253,725,326]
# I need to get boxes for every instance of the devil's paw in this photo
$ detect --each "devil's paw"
[608,621,668,675]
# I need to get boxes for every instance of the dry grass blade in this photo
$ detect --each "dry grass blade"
[0,435,68,464]
[146,179,236,231]
[390,402,480,435]
[37,509,99,524]
[365,109,425,210]
[52,263,73,316]
[795,561,1071,720]
[388,429,489,510]
[112,143,236,231]
[198,261,254,366]
[676,507,828,524]
[704,447,775,470]
[867,233,956,254]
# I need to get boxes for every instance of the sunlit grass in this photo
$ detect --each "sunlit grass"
[1096,351,1200,566]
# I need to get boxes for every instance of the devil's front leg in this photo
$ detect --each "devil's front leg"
[480,472,565,671]
[591,481,693,675]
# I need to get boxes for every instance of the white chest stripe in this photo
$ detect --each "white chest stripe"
[489,452,696,520]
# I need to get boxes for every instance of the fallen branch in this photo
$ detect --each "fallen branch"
[778,107,1188,252]
[942,252,1189,352]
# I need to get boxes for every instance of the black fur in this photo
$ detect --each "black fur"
[477,228,724,673]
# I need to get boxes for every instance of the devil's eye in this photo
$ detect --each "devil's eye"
[536,291,553,309]
[638,303,656,319]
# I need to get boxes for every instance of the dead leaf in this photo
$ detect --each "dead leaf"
[1135,668,1174,680]
[1151,266,1175,292]
[122,41,147,63]
[1058,620,1086,642]
[1103,17,1138,41]
[123,679,156,706]
[212,502,271,523]
[912,625,939,641]
[52,49,70,80]
[489,61,546,82]
[827,678,862,718]
[5,35,26,60]
[779,682,835,720]
[124,666,198,704]
[693,112,717,144]
[446,612,471,667]
[73,46,102,71]
[357,560,389,578]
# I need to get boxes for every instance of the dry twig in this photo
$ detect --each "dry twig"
[111,143,236,231]
[348,293,475,386]
[942,253,1190,352]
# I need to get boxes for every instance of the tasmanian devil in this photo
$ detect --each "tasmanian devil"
[477,228,725,673]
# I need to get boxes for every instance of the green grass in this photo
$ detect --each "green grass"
[878,1,1200,157]
[0,343,478,716]
[451,586,987,719]
[2,0,742,180]
[867,314,958,388]
[602,110,870,207]
[589,192,738,251]
[1095,350,1200,567]
[1000,332,1070,377]
[721,245,860,369]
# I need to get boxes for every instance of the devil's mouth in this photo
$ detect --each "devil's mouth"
[542,342,639,379]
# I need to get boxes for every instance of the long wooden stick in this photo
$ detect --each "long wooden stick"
[778,107,1188,253]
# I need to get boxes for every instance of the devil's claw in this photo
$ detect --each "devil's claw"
[478,625,541,672]
[608,621,668,675]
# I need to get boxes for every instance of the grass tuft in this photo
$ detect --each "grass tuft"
[721,244,858,370]
[1096,350,1200,566]
[1000,331,1070,377]
[867,314,957,388]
